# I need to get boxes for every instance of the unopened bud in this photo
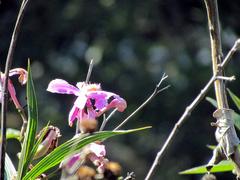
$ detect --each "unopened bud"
[34,126,61,159]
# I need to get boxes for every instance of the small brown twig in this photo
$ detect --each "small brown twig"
[0,0,30,178]
[114,73,169,130]
[144,39,240,180]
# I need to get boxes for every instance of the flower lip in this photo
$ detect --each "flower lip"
[9,68,28,85]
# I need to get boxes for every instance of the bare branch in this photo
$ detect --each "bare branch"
[114,73,169,131]
[99,108,118,131]
[216,75,235,82]
[0,0,31,178]
[204,0,240,178]
[145,39,240,180]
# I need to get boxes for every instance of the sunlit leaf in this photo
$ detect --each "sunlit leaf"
[206,144,216,150]
[179,160,234,174]
[206,97,217,107]
[23,127,151,180]
[5,153,16,180]
[0,128,20,141]
[228,89,240,111]
[17,61,38,180]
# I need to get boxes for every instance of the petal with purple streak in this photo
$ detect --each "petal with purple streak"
[47,79,79,95]
[68,104,79,126]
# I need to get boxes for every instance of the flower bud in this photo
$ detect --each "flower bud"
[34,126,61,159]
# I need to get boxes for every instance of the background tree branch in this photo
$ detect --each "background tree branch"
[204,0,240,178]
[144,38,240,180]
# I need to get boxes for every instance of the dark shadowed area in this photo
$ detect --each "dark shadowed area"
[1,0,240,179]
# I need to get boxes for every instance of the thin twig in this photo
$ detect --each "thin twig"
[114,73,169,130]
[144,39,240,180]
[85,59,94,83]
[0,0,30,179]
[75,59,94,134]
[99,108,118,131]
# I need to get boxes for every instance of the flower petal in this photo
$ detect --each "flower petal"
[74,93,87,109]
[87,91,127,115]
[9,68,28,85]
[107,96,127,112]
[47,79,79,95]
[8,79,22,109]
[89,143,106,157]
[68,104,79,127]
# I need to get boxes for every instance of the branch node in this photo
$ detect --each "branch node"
[215,75,236,82]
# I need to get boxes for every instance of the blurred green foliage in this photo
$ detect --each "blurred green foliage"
[1,0,240,179]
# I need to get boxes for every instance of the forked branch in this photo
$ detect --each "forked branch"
[145,38,240,180]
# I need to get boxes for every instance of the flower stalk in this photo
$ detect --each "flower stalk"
[0,0,30,179]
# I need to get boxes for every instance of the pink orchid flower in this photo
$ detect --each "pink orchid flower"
[0,68,28,108]
[47,79,127,126]
[62,142,107,174]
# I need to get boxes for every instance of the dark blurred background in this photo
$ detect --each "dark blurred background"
[1,0,240,179]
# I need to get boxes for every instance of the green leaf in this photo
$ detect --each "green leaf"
[206,145,216,150]
[179,160,234,174]
[23,127,151,180]
[0,128,20,141]
[206,97,217,107]
[5,153,16,180]
[232,112,240,130]
[17,61,38,180]
[228,89,240,111]
[206,97,240,130]
[1,128,21,140]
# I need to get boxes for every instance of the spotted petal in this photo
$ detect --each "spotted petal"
[87,91,127,116]
[47,79,79,95]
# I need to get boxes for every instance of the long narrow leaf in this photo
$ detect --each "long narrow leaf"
[206,97,217,107]
[5,153,16,180]
[179,160,234,174]
[23,127,151,180]
[227,89,240,111]
[206,97,240,130]
[17,61,38,179]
